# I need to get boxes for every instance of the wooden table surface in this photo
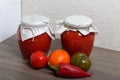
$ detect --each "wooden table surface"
[0,34,120,80]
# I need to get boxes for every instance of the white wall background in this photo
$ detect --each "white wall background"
[0,0,21,42]
[22,0,120,51]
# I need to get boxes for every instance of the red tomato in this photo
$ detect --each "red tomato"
[30,51,48,69]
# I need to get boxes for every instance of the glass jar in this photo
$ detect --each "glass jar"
[17,15,54,59]
[55,15,98,57]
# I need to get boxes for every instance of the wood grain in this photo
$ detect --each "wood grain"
[0,34,120,80]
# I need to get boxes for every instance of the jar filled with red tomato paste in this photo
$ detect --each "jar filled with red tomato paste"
[55,15,98,57]
[17,15,54,59]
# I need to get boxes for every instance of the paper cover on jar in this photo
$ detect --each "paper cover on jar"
[20,15,54,41]
[54,15,98,39]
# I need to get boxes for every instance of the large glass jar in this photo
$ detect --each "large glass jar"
[55,15,98,57]
[17,15,54,59]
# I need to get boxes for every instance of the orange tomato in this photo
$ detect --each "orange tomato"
[49,49,70,66]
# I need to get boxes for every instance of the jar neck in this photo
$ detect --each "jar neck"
[20,23,54,41]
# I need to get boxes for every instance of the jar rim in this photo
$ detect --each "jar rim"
[64,15,93,28]
[21,15,50,27]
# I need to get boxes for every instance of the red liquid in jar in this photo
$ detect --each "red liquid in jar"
[61,30,95,57]
[17,27,51,59]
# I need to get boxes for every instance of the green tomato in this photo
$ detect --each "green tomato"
[70,53,91,72]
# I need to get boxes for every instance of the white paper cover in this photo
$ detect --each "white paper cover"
[20,25,54,41]
[55,15,98,39]
[20,15,54,41]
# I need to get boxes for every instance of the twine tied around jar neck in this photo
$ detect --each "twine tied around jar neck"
[64,24,90,31]
[55,19,98,39]
[20,22,50,41]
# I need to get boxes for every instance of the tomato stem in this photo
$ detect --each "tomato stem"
[48,62,58,72]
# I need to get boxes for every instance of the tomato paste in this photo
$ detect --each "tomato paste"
[61,30,95,57]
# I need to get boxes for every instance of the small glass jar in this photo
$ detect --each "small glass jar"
[17,15,54,59]
[55,15,98,57]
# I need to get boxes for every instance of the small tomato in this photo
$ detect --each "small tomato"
[30,51,48,69]
[70,52,91,71]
